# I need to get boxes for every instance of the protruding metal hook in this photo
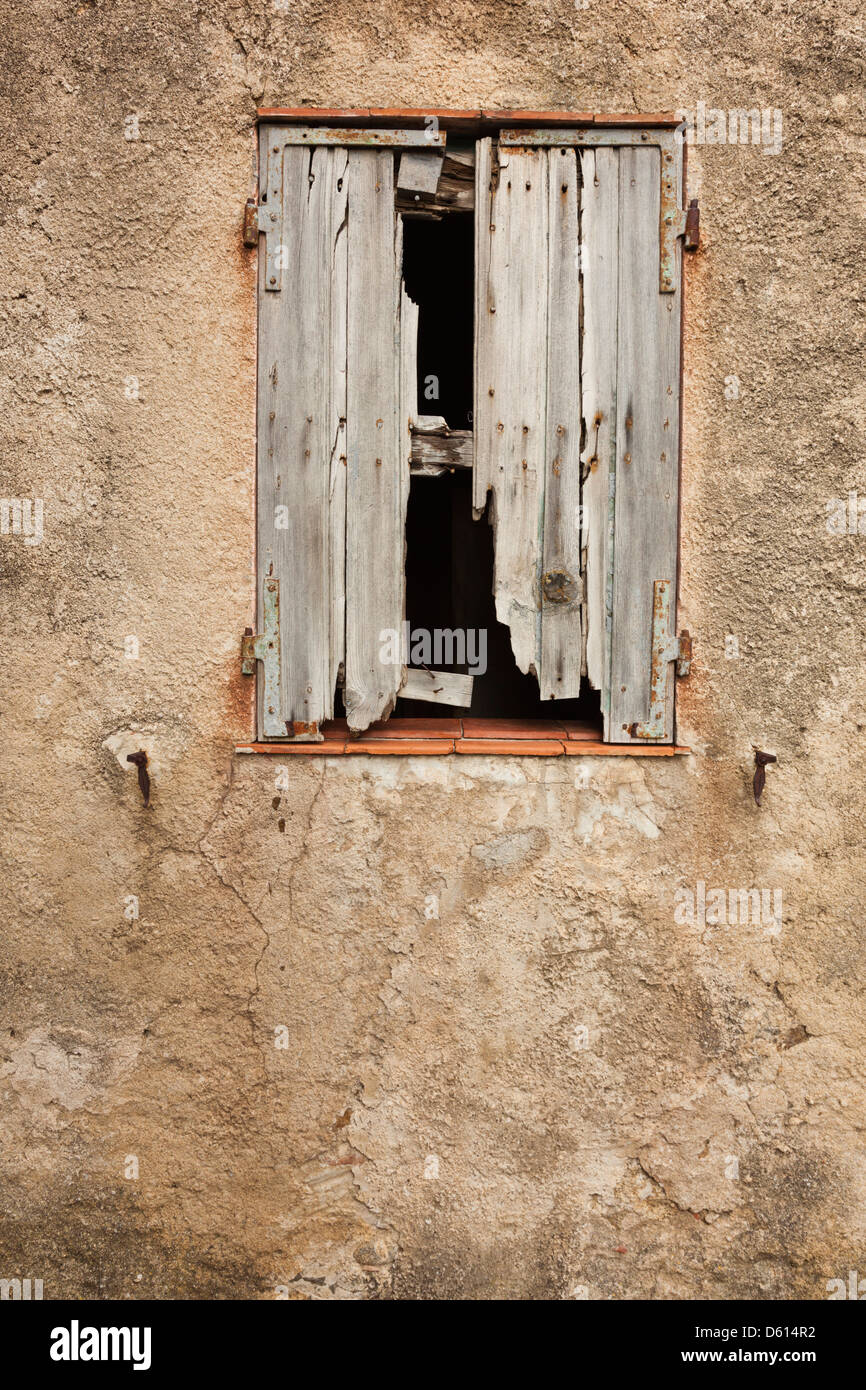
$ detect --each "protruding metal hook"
[126,750,150,808]
[753,750,777,806]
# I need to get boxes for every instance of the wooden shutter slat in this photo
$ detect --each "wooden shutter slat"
[539,148,582,700]
[327,151,350,712]
[579,147,620,734]
[473,138,495,506]
[344,149,407,731]
[474,145,550,681]
[608,146,681,742]
[257,139,348,732]
[475,142,583,697]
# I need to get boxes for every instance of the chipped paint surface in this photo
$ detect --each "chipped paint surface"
[1,0,864,1303]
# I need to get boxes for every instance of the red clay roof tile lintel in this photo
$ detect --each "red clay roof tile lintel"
[257,107,682,130]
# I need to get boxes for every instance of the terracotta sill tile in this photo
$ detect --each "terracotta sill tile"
[559,720,603,741]
[236,742,346,755]
[461,718,567,740]
[343,739,454,755]
[235,738,690,757]
[563,742,686,756]
[483,108,595,125]
[258,107,374,120]
[326,717,460,740]
[456,738,565,756]
[369,107,483,120]
[594,112,680,126]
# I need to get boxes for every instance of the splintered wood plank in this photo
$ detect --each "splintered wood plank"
[473,143,549,679]
[398,270,418,676]
[440,147,475,208]
[400,279,419,436]
[396,148,475,214]
[344,150,406,731]
[539,147,582,701]
[397,150,445,193]
[579,147,619,735]
[257,137,348,731]
[473,137,495,508]
[400,669,474,705]
[328,149,350,704]
[410,428,473,475]
[608,146,681,742]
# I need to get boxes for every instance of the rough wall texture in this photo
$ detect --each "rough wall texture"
[1,0,864,1300]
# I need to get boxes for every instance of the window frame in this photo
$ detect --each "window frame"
[240,108,693,757]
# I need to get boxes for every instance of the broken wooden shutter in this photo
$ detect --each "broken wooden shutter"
[254,126,431,737]
[474,139,582,703]
[477,128,686,742]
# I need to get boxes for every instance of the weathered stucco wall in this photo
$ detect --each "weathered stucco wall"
[2,1,864,1299]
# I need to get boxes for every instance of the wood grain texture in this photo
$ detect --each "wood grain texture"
[400,276,419,438]
[475,142,583,698]
[410,428,473,474]
[473,137,495,512]
[344,150,406,731]
[257,137,412,738]
[256,134,348,732]
[328,149,350,705]
[474,143,549,679]
[608,146,681,742]
[396,148,475,215]
[397,271,418,691]
[539,146,582,701]
[579,147,620,735]
[400,668,474,705]
[397,150,445,193]
[281,126,446,147]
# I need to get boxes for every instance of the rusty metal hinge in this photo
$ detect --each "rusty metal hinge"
[241,580,322,741]
[683,198,700,252]
[243,183,283,291]
[242,578,284,738]
[244,138,286,291]
[630,579,691,740]
[676,626,693,678]
[243,197,259,247]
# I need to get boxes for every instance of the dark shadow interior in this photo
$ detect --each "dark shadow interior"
[401,214,474,429]
[396,471,601,722]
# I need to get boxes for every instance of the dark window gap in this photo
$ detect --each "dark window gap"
[397,471,599,721]
[402,215,474,429]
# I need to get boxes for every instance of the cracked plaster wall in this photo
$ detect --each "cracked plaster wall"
[1,0,864,1299]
